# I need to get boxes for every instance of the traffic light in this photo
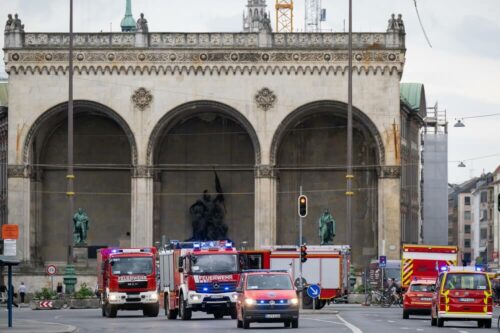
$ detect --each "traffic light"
[300,244,308,263]
[298,195,308,218]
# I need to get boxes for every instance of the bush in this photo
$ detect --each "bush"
[353,284,371,294]
[73,283,95,299]
[33,288,57,300]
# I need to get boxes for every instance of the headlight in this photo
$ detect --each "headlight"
[109,294,118,301]
[190,294,200,301]
[232,293,238,300]
[150,293,158,301]
[290,298,299,305]
[244,298,255,306]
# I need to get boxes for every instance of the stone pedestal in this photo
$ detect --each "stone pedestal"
[135,33,148,48]
[73,246,88,267]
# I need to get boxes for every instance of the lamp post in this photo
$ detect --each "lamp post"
[63,0,77,295]
[454,113,500,127]
[346,0,354,249]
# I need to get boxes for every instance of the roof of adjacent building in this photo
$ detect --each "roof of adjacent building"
[400,83,425,113]
[0,81,8,107]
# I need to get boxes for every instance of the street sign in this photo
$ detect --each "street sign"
[39,301,53,309]
[379,255,387,268]
[46,265,57,276]
[2,224,19,240]
[307,284,321,299]
[3,239,16,256]
[294,277,307,289]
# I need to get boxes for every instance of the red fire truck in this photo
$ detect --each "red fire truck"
[240,245,351,308]
[97,247,159,318]
[401,244,458,290]
[159,241,240,320]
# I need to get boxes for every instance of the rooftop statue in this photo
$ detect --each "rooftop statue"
[387,13,404,33]
[4,14,13,33]
[136,13,148,33]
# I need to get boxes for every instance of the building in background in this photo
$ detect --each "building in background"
[493,166,500,269]
[399,83,426,244]
[471,173,494,267]
[421,102,448,245]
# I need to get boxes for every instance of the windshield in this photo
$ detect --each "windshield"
[110,257,153,276]
[246,274,293,290]
[410,284,435,292]
[444,274,489,290]
[191,254,238,274]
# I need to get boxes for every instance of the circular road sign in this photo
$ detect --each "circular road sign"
[46,265,57,276]
[307,284,321,299]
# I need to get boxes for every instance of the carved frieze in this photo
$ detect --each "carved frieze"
[255,165,277,179]
[132,87,153,110]
[379,166,401,179]
[255,88,277,111]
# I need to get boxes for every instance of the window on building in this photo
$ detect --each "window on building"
[464,196,471,205]
[480,191,487,203]
[464,240,471,248]
[481,209,488,221]
[464,225,471,234]
[480,228,487,239]
[464,211,471,220]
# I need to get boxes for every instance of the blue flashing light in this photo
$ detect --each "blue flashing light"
[111,249,118,254]
[440,266,448,272]
[193,243,201,251]
[475,266,482,272]
[224,287,229,291]
[280,300,285,304]
[225,242,233,249]
[203,287,208,292]
[259,300,265,304]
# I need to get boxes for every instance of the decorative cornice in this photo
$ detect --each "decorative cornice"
[255,165,277,179]
[379,165,401,179]
[8,164,30,178]
[255,88,277,111]
[133,165,151,178]
[132,87,153,110]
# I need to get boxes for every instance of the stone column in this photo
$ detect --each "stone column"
[131,166,153,247]
[7,165,31,261]
[254,165,277,248]
[378,166,401,260]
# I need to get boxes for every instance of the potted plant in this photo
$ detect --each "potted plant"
[30,288,64,310]
[69,283,100,309]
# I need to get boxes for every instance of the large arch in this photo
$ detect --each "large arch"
[148,101,260,246]
[271,100,385,267]
[26,101,137,263]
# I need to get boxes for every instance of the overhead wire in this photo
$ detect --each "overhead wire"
[412,0,432,48]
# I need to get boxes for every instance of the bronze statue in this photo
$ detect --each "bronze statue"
[188,172,228,241]
[318,209,336,245]
[73,208,90,245]
[5,14,13,33]
[136,13,148,33]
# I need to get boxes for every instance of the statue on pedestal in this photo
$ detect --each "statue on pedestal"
[73,208,90,245]
[136,13,149,33]
[4,14,13,33]
[318,209,336,245]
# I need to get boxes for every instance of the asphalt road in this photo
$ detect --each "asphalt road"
[2,305,500,333]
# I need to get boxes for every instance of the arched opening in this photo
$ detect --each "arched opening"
[272,101,384,266]
[28,101,135,263]
[150,102,259,247]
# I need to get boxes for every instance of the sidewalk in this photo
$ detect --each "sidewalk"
[1,319,76,333]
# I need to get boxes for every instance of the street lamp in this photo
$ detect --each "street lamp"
[454,119,465,127]
[458,161,466,168]
[454,114,500,128]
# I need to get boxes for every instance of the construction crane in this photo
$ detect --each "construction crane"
[275,0,294,32]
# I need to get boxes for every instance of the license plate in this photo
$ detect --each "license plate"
[210,295,223,299]
[459,298,474,302]
[420,297,432,301]
[265,314,281,319]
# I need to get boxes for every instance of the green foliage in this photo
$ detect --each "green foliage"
[33,288,57,300]
[73,283,95,299]
[354,284,371,294]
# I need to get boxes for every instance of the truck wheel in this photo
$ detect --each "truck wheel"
[477,320,484,328]
[230,308,237,320]
[403,310,409,319]
[437,318,444,327]
[105,303,117,318]
[291,319,299,328]
[237,319,243,328]
[284,321,291,328]
[484,319,491,328]
[165,296,178,320]
[144,303,159,317]
[213,312,224,319]
[430,310,437,326]
[179,295,192,320]
[243,319,250,329]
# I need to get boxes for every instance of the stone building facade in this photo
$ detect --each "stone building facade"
[4,13,416,268]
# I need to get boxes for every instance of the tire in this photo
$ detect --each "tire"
[284,321,291,328]
[437,318,444,327]
[230,308,237,320]
[237,319,243,328]
[381,296,391,308]
[403,310,409,319]
[243,319,250,329]
[484,319,491,329]
[213,312,224,319]
[291,319,299,328]
[105,303,117,318]
[165,296,178,320]
[179,295,192,320]
[430,309,437,326]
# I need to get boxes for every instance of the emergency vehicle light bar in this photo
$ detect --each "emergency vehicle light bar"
[110,248,151,254]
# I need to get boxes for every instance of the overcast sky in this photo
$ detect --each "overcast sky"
[1,0,499,184]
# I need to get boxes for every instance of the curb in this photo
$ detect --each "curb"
[300,310,340,315]
[3,319,77,333]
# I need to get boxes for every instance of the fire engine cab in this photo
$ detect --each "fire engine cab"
[159,241,240,320]
[97,247,159,318]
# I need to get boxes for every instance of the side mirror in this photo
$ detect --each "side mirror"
[178,267,184,273]
[236,287,243,293]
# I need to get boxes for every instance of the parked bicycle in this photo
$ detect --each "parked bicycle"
[364,289,390,306]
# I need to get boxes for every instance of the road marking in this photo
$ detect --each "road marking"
[400,327,409,330]
[336,314,363,333]
[416,329,424,332]
[302,317,344,326]
[458,331,469,333]
[388,320,395,323]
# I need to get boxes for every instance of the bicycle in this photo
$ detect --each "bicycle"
[364,289,390,306]
[381,291,403,308]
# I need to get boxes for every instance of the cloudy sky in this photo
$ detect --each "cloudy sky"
[1,0,499,184]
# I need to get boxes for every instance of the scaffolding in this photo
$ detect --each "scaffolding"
[305,0,321,32]
[275,0,294,32]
